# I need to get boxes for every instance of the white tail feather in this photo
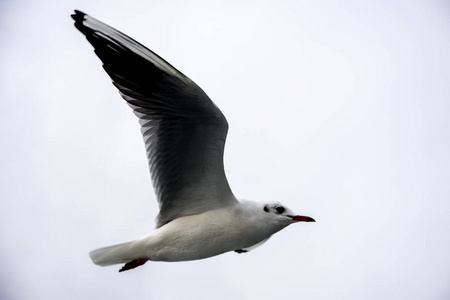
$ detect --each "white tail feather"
[89,241,138,266]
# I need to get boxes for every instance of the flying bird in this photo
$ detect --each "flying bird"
[71,10,315,272]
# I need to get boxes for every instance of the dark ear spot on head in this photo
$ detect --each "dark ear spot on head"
[263,205,269,213]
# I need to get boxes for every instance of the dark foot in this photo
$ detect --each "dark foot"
[234,249,248,254]
[119,258,148,272]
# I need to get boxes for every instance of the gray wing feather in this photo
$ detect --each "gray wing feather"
[72,10,237,227]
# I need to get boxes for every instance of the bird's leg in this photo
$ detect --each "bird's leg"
[234,249,248,254]
[118,258,148,272]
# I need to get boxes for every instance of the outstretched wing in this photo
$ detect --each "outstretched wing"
[72,10,237,227]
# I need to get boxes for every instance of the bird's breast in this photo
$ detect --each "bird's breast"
[140,206,271,262]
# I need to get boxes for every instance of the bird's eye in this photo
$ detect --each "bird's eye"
[275,206,285,214]
[263,205,269,213]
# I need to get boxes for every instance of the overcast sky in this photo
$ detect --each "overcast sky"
[1,0,450,299]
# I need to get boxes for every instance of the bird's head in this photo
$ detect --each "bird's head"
[262,202,315,226]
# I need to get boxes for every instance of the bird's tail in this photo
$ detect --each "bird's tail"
[89,241,139,266]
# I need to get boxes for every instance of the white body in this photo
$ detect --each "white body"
[90,201,291,265]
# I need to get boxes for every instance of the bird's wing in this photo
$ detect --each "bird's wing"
[72,10,237,227]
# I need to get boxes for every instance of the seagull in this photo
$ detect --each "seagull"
[71,10,315,272]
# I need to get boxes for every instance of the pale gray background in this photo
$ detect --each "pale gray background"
[1,0,450,299]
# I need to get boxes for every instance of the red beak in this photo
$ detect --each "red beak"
[288,215,315,222]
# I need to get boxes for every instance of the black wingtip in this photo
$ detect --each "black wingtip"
[71,9,86,22]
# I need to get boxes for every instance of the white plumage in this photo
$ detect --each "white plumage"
[71,10,314,272]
